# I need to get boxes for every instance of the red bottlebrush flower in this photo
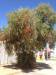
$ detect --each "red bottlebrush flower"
[24,26,32,33]
[44,13,48,16]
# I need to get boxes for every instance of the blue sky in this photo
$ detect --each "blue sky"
[0,0,56,29]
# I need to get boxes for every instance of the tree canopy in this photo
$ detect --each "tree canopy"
[33,4,56,49]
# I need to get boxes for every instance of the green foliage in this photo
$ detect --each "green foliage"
[5,9,36,68]
[33,4,56,49]
[4,4,56,68]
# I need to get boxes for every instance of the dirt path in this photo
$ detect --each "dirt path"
[0,60,56,75]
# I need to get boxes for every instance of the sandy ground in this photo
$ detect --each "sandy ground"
[0,60,56,75]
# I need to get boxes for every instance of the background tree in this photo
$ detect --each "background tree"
[33,4,56,49]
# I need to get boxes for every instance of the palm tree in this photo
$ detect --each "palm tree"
[4,4,56,68]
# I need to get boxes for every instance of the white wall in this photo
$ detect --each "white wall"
[0,41,17,65]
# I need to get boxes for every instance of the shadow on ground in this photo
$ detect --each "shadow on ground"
[3,62,52,73]
[36,62,51,70]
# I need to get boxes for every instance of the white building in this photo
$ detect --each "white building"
[0,41,17,65]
